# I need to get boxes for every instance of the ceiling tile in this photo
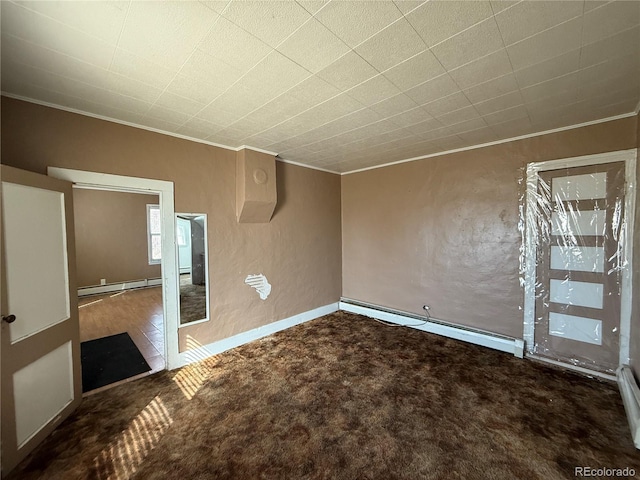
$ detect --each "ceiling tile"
[145,104,192,126]
[221,1,311,48]
[513,49,580,89]
[238,51,312,99]
[200,1,232,15]
[494,1,583,46]
[435,106,481,127]
[506,16,583,70]
[490,1,520,15]
[369,93,419,117]
[118,1,218,68]
[393,1,425,15]
[316,51,378,90]
[277,18,349,73]
[153,92,206,117]
[406,1,493,47]
[405,73,459,105]
[491,115,533,137]
[15,0,128,45]
[457,126,498,144]
[483,104,529,125]
[578,53,640,87]
[166,73,226,105]
[580,26,640,67]
[431,18,504,71]
[315,1,402,48]
[1,1,117,69]
[422,91,471,117]
[110,48,179,90]
[295,1,329,16]
[520,72,579,103]
[198,17,273,74]
[463,73,519,104]
[347,75,402,107]
[473,90,524,115]
[355,18,427,72]
[387,107,434,128]
[2,34,108,87]
[286,75,341,106]
[383,49,446,92]
[178,49,244,93]
[447,48,513,89]
[179,117,224,138]
[582,0,640,45]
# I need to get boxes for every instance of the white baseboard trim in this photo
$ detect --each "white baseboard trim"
[177,302,340,367]
[78,278,162,297]
[339,299,524,358]
[617,365,640,449]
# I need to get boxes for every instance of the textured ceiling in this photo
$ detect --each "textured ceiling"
[2,0,639,173]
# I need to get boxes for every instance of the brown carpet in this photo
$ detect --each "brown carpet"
[179,283,206,324]
[8,312,640,480]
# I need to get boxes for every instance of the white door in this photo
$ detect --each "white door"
[0,165,81,476]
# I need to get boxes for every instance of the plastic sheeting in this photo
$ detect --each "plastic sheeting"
[519,154,634,375]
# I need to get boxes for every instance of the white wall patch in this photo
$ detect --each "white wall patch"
[245,274,271,300]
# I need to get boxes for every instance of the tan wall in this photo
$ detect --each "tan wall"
[342,116,638,339]
[1,97,342,350]
[73,188,160,287]
[632,111,640,378]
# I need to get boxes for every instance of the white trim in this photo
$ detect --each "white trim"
[175,213,211,328]
[47,167,181,370]
[236,145,278,156]
[146,204,162,265]
[522,149,637,371]
[78,278,162,297]
[617,365,640,449]
[527,354,617,382]
[275,157,340,175]
[177,303,339,367]
[339,299,525,358]
[341,112,638,175]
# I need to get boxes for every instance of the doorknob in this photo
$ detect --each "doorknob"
[2,314,16,324]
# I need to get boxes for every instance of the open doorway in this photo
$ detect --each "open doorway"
[47,167,181,377]
[73,188,165,392]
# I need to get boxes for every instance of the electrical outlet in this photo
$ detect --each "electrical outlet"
[100,278,106,285]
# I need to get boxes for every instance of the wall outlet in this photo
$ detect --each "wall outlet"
[100,278,107,285]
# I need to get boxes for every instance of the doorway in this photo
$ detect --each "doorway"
[522,149,636,377]
[73,188,165,391]
[47,167,180,370]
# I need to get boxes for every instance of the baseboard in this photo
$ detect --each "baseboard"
[339,298,525,358]
[617,365,640,449]
[78,278,163,297]
[177,302,340,367]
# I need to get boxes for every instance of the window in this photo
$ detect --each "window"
[147,204,162,264]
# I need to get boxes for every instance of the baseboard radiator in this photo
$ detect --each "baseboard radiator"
[78,278,163,297]
[339,298,525,358]
[617,366,640,449]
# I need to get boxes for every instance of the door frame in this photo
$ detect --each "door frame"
[522,149,637,374]
[47,168,180,370]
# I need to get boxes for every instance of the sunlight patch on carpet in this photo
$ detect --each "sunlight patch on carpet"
[93,395,173,480]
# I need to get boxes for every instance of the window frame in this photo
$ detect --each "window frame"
[147,204,162,265]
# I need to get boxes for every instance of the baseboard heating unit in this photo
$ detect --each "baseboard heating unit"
[617,366,640,449]
[78,278,163,297]
[339,298,524,358]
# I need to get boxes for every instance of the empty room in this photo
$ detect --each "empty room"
[1,1,640,479]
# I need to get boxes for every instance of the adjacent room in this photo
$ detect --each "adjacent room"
[1,1,639,478]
